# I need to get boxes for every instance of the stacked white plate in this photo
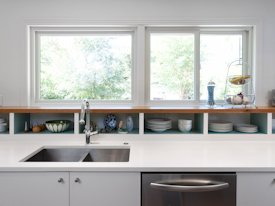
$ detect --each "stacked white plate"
[235,124,258,133]
[209,121,233,133]
[0,118,8,132]
[146,118,172,132]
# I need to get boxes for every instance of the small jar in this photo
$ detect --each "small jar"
[207,80,215,106]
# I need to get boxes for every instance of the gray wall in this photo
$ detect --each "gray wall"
[0,0,275,106]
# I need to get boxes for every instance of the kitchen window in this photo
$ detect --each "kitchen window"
[146,27,253,105]
[148,32,195,101]
[30,27,135,105]
[30,26,253,106]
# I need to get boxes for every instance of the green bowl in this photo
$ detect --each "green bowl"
[45,120,71,133]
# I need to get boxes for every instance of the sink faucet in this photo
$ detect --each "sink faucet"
[80,99,98,144]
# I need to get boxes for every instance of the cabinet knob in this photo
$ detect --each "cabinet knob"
[74,178,81,183]
[58,178,64,183]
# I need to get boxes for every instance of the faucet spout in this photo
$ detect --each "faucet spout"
[85,130,91,144]
[86,130,98,144]
[80,99,98,144]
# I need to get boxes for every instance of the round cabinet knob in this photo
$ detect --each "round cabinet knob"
[58,178,64,183]
[74,178,81,183]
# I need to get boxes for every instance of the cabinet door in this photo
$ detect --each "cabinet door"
[70,172,140,206]
[237,172,275,206]
[0,172,69,206]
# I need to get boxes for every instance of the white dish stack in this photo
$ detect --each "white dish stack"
[235,124,258,133]
[178,119,192,132]
[209,121,233,132]
[0,118,8,133]
[146,118,172,132]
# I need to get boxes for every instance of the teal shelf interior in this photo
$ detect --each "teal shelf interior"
[144,113,204,135]
[81,113,140,134]
[208,113,268,134]
[0,113,9,135]
[14,113,75,134]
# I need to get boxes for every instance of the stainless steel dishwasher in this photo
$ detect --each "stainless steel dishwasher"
[142,173,236,206]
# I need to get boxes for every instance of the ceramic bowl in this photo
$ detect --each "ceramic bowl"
[178,123,192,132]
[104,114,117,132]
[178,119,192,125]
[45,120,71,133]
[225,94,255,105]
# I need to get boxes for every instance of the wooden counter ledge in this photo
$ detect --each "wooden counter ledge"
[0,106,274,114]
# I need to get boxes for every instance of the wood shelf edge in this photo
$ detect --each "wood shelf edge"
[0,106,275,113]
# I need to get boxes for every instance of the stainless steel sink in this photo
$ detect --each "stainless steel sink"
[22,146,130,162]
[81,149,130,162]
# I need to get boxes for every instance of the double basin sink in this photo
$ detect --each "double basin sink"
[21,146,130,162]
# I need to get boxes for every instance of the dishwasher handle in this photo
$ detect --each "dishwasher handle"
[150,179,229,192]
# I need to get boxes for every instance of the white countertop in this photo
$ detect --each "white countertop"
[1,135,275,172]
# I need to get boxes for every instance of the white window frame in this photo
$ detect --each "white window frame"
[29,26,137,106]
[28,25,254,107]
[145,26,253,106]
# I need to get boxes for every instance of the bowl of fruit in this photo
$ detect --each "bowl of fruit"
[228,75,251,85]
[225,93,255,105]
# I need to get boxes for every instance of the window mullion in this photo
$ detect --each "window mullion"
[194,31,200,102]
[145,27,151,105]
[136,25,146,105]
[242,30,253,95]
[35,33,41,104]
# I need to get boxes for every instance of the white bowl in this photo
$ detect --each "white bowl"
[178,120,192,132]
[178,124,192,132]
[178,119,192,124]
[179,123,192,126]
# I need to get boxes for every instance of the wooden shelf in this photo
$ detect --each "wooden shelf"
[0,106,275,113]
[0,105,275,137]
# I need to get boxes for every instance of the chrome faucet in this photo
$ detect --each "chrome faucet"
[80,99,98,144]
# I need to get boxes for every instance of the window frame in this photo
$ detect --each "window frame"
[28,25,254,106]
[29,26,137,106]
[145,27,200,105]
[145,26,253,106]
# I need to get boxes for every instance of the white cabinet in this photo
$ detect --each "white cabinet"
[70,172,140,206]
[237,172,275,206]
[0,172,69,206]
[0,172,140,206]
